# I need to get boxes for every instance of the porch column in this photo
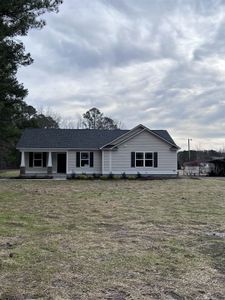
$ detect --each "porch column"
[47,151,53,175]
[20,151,25,175]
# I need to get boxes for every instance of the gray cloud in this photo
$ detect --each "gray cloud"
[17,0,225,150]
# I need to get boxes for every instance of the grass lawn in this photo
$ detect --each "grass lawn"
[0,169,20,178]
[0,178,225,299]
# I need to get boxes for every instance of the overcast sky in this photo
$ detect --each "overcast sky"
[17,0,225,150]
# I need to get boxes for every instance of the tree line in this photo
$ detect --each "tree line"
[178,150,225,169]
[0,1,62,168]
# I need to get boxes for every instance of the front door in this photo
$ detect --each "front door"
[57,153,66,173]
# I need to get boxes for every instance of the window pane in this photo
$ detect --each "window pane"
[145,153,152,159]
[145,160,153,167]
[34,160,42,167]
[81,153,89,159]
[34,153,42,159]
[81,160,89,167]
[136,160,144,167]
[136,152,143,159]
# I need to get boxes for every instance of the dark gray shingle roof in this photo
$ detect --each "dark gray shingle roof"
[17,129,129,149]
[151,130,177,146]
[17,128,178,149]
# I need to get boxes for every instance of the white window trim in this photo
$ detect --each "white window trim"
[33,152,43,168]
[135,151,154,168]
[80,151,90,168]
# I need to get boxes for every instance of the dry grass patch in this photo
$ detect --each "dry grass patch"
[0,178,225,299]
[0,169,19,178]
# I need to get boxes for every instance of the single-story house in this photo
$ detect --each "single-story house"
[16,124,179,178]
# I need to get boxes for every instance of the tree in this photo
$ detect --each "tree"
[30,114,59,129]
[0,0,63,104]
[82,107,119,130]
[0,0,63,168]
[101,116,118,130]
[0,101,59,169]
[82,107,104,129]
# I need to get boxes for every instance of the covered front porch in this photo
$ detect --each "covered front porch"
[20,151,67,176]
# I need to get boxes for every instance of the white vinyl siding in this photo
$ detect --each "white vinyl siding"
[102,151,110,173]
[103,130,177,175]
[67,150,102,174]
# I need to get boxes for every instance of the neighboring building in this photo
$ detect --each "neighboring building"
[17,124,179,178]
[208,158,225,176]
[183,160,212,176]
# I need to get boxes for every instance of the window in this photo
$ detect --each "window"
[136,152,144,167]
[33,152,43,167]
[76,152,94,168]
[145,152,153,167]
[81,152,90,167]
[135,152,153,167]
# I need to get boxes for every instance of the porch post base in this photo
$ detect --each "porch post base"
[47,167,53,175]
[20,167,25,175]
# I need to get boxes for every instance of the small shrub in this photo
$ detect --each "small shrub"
[108,172,114,179]
[121,172,127,179]
[100,175,109,180]
[93,173,100,179]
[128,175,136,180]
[71,173,76,179]
[77,174,88,180]
[136,172,142,179]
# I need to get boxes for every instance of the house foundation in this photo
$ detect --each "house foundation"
[47,166,53,175]
[20,166,26,175]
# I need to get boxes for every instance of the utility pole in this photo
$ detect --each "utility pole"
[188,138,192,161]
